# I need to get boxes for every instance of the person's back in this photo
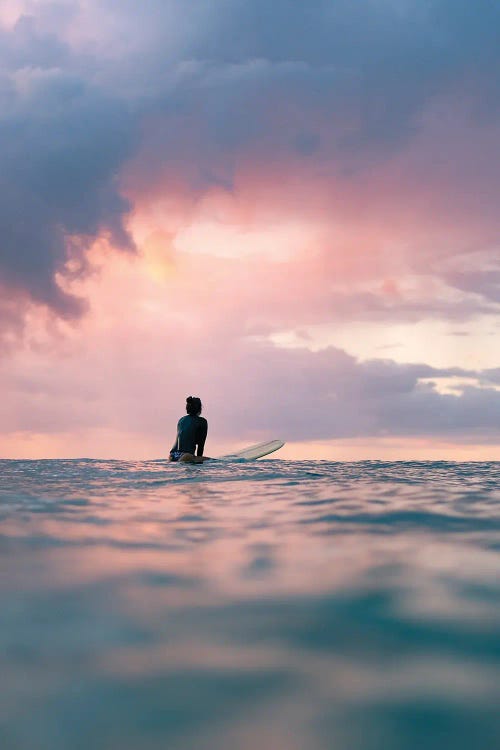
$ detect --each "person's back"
[169,396,208,463]
[175,414,207,455]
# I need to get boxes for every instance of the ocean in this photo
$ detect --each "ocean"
[1,458,499,750]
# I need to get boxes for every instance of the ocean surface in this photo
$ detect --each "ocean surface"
[1,458,499,750]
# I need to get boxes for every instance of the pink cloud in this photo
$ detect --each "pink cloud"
[1,1,499,458]
[1,237,499,459]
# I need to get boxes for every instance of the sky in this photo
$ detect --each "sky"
[0,0,499,460]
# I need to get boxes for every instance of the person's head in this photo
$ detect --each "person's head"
[186,395,202,416]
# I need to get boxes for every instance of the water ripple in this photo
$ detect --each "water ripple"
[1,459,499,750]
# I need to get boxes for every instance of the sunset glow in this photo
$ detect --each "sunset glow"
[1,1,499,459]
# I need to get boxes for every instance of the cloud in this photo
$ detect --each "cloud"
[0,230,498,456]
[0,1,499,459]
[1,1,499,330]
[0,14,137,322]
[481,368,500,386]
[1,327,499,447]
[442,270,500,304]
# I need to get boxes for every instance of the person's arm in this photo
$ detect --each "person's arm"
[170,421,180,453]
[196,418,208,457]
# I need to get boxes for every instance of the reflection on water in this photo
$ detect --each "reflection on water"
[1,459,499,749]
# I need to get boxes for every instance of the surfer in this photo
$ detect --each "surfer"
[169,396,209,463]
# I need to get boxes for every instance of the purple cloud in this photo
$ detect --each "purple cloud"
[0,0,499,335]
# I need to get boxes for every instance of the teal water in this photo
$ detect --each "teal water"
[1,459,499,750]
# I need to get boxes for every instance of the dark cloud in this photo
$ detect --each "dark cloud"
[202,345,500,442]
[1,0,499,330]
[120,0,500,228]
[378,383,500,437]
[148,0,500,149]
[0,15,136,320]
[1,336,498,443]
[0,14,70,70]
[481,368,500,386]
[443,270,500,304]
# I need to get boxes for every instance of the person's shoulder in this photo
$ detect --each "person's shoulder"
[198,416,208,425]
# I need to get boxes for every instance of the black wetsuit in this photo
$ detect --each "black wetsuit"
[170,415,208,457]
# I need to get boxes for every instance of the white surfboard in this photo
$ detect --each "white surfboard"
[218,439,285,461]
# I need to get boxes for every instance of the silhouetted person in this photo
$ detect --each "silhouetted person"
[169,396,208,463]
